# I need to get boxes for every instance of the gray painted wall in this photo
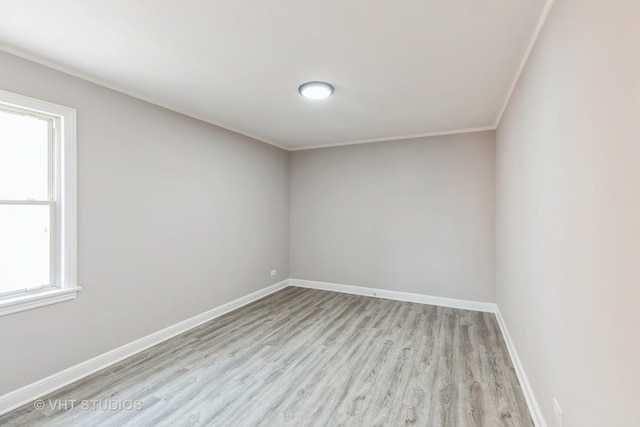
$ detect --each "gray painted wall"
[289,132,495,302]
[0,51,289,394]
[6,3,639,423]
[496,0,640,426]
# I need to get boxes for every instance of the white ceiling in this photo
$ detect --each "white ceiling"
[0,1,547,150]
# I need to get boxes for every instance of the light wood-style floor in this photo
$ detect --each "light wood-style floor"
[0,287,533,426]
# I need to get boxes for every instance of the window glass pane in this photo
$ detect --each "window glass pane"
[0,205,51,294]
[0,108,50,200]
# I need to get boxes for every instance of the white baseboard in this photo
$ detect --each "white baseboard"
[0,279,290,416]
[1,278,543,427]
[495,307,547,427]
[289,278,497,313]
[291,279,544,425]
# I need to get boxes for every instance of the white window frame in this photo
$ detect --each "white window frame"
[0,89,79,316]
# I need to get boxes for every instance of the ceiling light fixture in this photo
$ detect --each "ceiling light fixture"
[298,81,334,100]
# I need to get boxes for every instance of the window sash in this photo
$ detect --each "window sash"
[0,104,55,201]
[0,200,57,297]
[0,284,56,299]
[0,108,58,298]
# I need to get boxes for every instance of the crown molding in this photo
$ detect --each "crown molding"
[0,43,287,151]
[288,126,496,151]
[1,0,555,154]
[494,0,557,128]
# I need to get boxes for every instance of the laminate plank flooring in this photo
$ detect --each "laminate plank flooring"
[0,287,533,426]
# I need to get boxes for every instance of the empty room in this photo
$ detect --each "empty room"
[0,1,638,426]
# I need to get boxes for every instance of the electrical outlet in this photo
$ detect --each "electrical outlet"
[270,269,277,277]
[553,398,563,426]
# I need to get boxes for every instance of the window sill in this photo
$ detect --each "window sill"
[0,287,82,317]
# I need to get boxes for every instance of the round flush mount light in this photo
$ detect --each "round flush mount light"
[298,81,334,100]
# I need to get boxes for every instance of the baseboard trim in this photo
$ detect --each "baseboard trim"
[290,280,545,425]
[0,279,290,416]
[494,307,547,427]
[1,278,544,427]
[290,278,497,313]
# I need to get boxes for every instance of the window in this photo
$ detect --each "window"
[0,90,78,316]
